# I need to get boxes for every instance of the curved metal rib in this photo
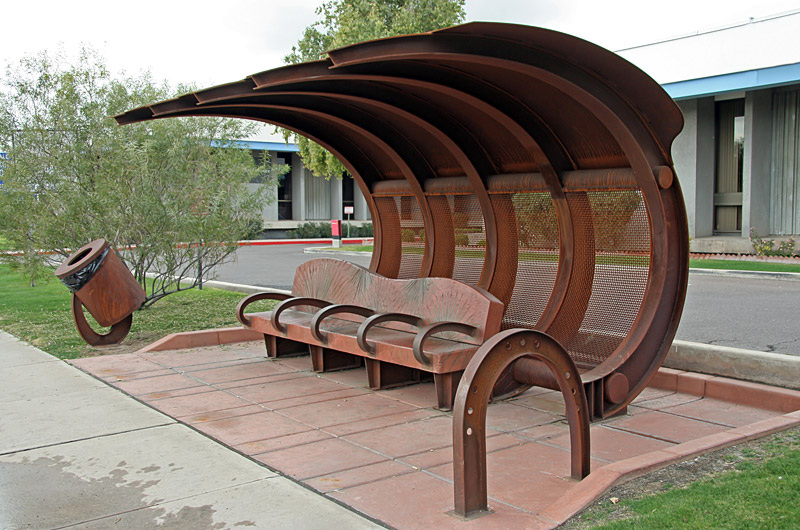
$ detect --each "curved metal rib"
[412,321,478,365]
[310,304,375,343]
[271,297,330,333]
[71,295,133,346]
[452,329,590,518]
[356,312,424,354]
[235,292,292,327]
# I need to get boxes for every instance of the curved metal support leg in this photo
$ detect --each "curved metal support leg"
[71,294,133,346]
[452,329,590,518]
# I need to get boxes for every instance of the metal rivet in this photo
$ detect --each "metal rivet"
[533,340,540,348]
[565,372,571,379]
[572,388,576,394]
[505,341,511,349]
[467,407,473,415]
[473,386,478,394]
[466,427,473,436]
[520,338,526,346]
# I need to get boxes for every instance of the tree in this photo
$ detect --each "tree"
[0,47,275,306]
[283,0,466,178]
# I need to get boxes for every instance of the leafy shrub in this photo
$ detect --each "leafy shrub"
[348,223,373,237]
[750,228,798,257]
[287,221,374,239]
[401,228,416,243]
[288,222,332,239]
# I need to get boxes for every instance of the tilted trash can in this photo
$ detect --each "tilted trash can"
[55,239,146,345]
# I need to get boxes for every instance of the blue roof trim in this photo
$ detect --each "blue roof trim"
[664,62,800,99]
[210,140,300,152]
[241,140,300,152]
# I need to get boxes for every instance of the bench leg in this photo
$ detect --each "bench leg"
[365,359,421,390]
[434,371,463,411]
[309,345,362,372]
[452,329,590,519]
[264,335,309,358]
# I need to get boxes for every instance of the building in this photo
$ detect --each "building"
[618,10,800,252]
[240,129,370,238]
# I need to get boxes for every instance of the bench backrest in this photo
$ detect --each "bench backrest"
[292,258,504,346]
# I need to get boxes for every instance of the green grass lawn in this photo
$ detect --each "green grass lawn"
[689,258,800,273]
[573,429,800,528]
[0,264,276,360]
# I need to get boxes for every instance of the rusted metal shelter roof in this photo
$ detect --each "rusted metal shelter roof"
[115,21,681,184]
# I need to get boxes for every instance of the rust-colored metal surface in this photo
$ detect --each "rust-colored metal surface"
[55,239,146,345]
[117,22,688,519]
[236,258,504,408]
[453,329,590,518]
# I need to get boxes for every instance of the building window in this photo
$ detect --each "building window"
[276,152,292,220]
[343,173,355,216]
[714,99,745,234]
[771,88,800,235]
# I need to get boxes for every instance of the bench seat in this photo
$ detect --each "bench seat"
[237,258,504,409]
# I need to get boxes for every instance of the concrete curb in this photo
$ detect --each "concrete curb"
[688,267,800,281]
[201,279,291,295]
[136,326,263,354]
[541,412,800,524]
[303,246,374,258]
[665,340,800,390]
[540,369,800,524]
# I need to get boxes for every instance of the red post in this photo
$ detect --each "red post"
[331,219,342,247]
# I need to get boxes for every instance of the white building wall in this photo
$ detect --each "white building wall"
[742,90,774,237]
[673,98,715,238]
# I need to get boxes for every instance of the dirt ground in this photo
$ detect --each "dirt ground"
[558,426,800,528]
[77,337,158,357]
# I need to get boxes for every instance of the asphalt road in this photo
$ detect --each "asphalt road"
[213,245,800,357]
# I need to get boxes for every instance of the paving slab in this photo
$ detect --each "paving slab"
[0,333,382,530]
[0,385,174,455]
[0,424,275,529]
[72,477,380,530]
[0,360,108,403]
[0,335,59,368]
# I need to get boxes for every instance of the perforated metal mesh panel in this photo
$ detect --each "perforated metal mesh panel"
[426,193,486,287]
[564,190,650,366]
[497,192,559,329]
[397,195,424,279]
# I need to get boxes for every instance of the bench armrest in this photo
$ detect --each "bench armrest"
[357,313,424,354]
[272,297,331,333]
[311,304,375,343]
[412,322,479,365]
[236,292,292,327]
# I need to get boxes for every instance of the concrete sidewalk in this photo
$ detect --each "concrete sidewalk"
[0,331,381,530]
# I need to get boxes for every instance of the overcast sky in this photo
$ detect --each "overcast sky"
[2,0,798,89]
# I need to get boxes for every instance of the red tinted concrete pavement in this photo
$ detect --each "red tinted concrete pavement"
[71,338,800,529]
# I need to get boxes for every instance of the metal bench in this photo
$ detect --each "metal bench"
[116,21,688,521]
[236,258,503,409]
